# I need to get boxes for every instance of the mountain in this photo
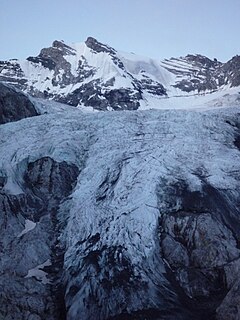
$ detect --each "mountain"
[1,39,240,320]
[1,37,240,111]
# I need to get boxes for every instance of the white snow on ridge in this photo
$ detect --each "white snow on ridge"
[3,39,239,110]
[19,60,55,92]
[118,50,175,86]
[65,42,122,81]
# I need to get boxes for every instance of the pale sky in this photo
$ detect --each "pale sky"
[1,0,240,62]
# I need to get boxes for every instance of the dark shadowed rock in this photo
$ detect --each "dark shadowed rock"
[85,37,116,55]
[216,279,240,320]
[62,79,142,111]
[171,54,223,93]
[222,55,240,87]
[0,157,79,320]
[0,83,38,124]
[185,54,219,69]
[27,56,56,70]
[158,179,240,318]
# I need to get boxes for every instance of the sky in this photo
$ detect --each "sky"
[1,0,240,62]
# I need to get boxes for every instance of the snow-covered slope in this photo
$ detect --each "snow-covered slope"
[1,85,240,319]
[1,37,240,111]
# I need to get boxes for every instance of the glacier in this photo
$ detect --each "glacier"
[1,86,240,319]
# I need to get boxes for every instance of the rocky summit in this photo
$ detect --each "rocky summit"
[1,37,240,111]
[0,39,240,320]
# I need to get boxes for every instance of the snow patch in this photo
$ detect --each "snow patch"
[18,219,36,237]
[25,259,51,284]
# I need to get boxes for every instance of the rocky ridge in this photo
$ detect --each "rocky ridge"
[0,37,240,111]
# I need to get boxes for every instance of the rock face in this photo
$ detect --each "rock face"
[0,157,79,320]
[61,80,142,111]
[222,55,240,87]
[0,38,145,111]
[85,36,116,55]
[0,83,38,124]
[1,87,240,320]
[160,183,240,318]
[161,53,240,93]
[1,37,239,111]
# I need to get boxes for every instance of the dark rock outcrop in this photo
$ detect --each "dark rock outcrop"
[0,83,38,124]
[85,37,116,55]
[222,55,240,87]
[63,79,142,111]
[156,178,240,319]
[169,54,223,93]
[169,54,240,93]
[27,56,56,70]
[0,157,79,320]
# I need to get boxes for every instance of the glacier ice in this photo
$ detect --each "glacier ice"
[0,93,240,319]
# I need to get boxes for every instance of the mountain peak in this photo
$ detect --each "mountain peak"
[52,40,66,48]
[51,40,75,53]
[0,39,240,111]
[184,54,221,68]
[85,36,115,54]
